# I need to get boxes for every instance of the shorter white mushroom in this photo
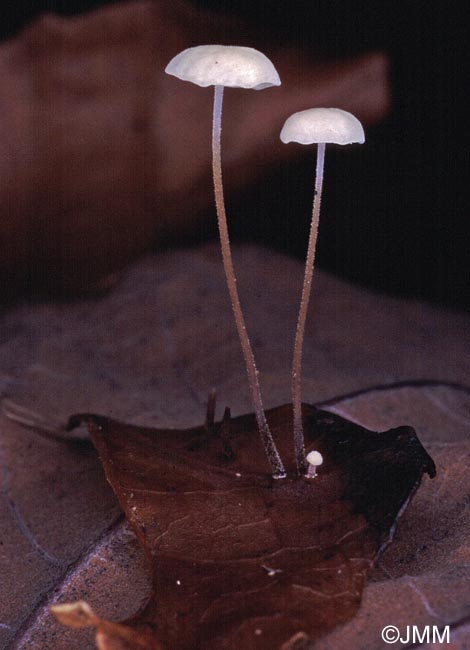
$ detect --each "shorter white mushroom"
[305,450,323,479]
[280,108,365,474]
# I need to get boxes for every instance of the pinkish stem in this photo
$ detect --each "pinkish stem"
[212,84,286,479]
[292,142,325,474]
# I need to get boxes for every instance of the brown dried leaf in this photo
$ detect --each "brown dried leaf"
[50,601,97,629]
[3,245,470,434]
[58,402,434,650]
[0,413,121,649]
[6,386,470,650]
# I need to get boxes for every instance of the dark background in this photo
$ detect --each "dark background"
[1,0,467,310]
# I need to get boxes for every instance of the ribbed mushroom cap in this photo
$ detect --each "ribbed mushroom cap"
[165,45,281,90]
[280,108,365,145]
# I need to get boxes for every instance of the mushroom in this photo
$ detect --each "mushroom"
[280,108,365,474]
[305,450,323,479]
[166,45,286,478]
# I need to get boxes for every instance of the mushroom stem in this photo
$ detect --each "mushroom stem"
[292,142,326,474]
[211,84,286,479]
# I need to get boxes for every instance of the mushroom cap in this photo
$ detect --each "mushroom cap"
[280,108,365,145]
[306,450,324,467]
[165,45,281,90]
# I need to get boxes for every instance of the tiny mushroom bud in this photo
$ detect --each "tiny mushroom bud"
[280,108,364,475]
[305,450,323,479]
[166,46,285,479]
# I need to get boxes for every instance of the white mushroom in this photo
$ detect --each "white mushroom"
[280,108,364,474]
[166,45,285,479]
[165,45,280,90]
[280,107,365,146]
[305,450,323,479]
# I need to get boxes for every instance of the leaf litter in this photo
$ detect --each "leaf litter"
[52,400,435,650]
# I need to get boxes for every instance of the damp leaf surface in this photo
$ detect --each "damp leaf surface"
[62,403,435,650]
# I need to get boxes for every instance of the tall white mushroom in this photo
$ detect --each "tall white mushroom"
[166,45,286,478]
[280,108,365,474]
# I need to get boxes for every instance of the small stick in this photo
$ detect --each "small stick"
[219,406,235,460]
[205,388,217,429]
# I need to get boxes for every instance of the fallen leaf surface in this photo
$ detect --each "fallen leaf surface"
[2,244,470,433]
[59,402,434,650]
[5,386,469,650]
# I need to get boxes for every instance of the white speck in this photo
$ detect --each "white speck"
[262,564,282,577]
[255,629,262,636]
[176,580,181,586]
[131,506,137,512]
[238,503,242,506]
[235,472,242,477]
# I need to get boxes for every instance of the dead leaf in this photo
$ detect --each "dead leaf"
[50,601,98,629]
[58,402,434,650]
[3,244,470,434]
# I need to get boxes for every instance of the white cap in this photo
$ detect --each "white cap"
[165,45,281,90]
[306,450,323,467]
[280,108,365,145]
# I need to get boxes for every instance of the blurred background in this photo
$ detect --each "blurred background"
[0,0,467,309]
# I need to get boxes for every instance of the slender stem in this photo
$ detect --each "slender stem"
[292,142,326,474]
[211,85,286,479]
